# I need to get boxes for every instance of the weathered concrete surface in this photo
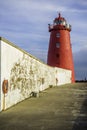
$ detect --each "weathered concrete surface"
[0,83,87,130]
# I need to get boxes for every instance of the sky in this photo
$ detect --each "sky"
[0,0,87,80]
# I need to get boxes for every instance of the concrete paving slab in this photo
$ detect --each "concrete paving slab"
[0,83,87,130]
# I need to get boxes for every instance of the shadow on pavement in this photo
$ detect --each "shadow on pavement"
[72,93,87,130]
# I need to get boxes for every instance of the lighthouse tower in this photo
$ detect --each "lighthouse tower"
[47,13,75,83]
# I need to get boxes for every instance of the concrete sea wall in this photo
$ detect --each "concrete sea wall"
[0,37,71,111]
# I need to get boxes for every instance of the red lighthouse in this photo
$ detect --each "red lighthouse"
[47,13,75,83]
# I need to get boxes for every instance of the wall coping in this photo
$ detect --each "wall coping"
[0,37,71,72]
[0,37,50,68]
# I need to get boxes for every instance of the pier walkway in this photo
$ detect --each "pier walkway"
[0,83,87,130]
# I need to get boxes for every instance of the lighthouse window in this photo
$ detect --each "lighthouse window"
[56,33,60,38]
[56,54,59,58]
[56,42,60,48]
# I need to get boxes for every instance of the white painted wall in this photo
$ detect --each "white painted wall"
[0,37,71,111]
[55,67,71,85]
[0,40,1,111]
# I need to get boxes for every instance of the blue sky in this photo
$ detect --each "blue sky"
[0,0,87,80]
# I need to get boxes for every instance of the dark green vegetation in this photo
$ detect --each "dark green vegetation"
[0,83,87,130]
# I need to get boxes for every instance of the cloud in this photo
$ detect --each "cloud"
[0,0,87,80]
[74,47,87,80]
